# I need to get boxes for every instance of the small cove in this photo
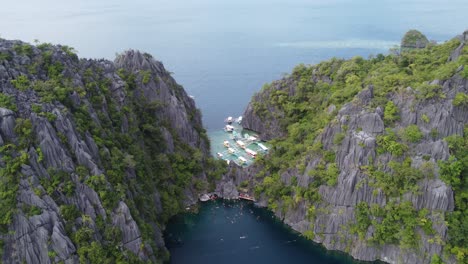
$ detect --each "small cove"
[165,200,383,264]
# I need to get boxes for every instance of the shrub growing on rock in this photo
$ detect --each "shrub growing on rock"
[453,92,468,107]
[383,101,399,124]
[400,125,423,143]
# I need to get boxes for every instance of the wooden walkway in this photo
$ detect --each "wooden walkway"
[238,193,255,201]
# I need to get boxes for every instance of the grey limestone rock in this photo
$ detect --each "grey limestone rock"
[0,38,210,263]
[232,32,468,264]
[112,201,146,260]
[0,107,16,141]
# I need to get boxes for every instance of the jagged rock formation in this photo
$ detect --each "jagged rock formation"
[232,31,468,263]
[0,39,214,263]
[242,88,287,141]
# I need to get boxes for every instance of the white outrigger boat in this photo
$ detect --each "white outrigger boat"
[224,125,234,132]
[243,133,258,141]
[217,152,223,158]
[238,156,247,165]
[257,143,269,151]
[248,135,258,141]
[225,116,233,124]
[236,140,246,149]
[228,147,235,154]
[223,140,230,148]
[236,116,243,124]
[245,148,257,158]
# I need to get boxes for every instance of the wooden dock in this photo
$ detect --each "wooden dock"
[238,193,255,201]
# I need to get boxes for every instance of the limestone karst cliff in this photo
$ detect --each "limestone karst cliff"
[230,30,468,264]
[0,39,221,263]
[1,29,467,264]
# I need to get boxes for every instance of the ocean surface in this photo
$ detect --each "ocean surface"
[1,0,467,130]
[165,200,381,264]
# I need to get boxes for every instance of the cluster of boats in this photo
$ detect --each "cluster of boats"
[224,116,242,132]
[216,116,269,166]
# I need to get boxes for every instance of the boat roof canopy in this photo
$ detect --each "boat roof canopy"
[258,143,268,150]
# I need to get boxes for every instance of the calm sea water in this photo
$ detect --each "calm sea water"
[165,200,381,264]
[1,0,467,130]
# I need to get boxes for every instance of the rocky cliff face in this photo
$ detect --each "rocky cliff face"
[0,39,212,263]
[232,31,468,263]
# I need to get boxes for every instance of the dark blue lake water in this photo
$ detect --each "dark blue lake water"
[165,200,380,264]
[1,0,467,130]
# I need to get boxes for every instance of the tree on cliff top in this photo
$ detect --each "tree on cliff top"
[401,29,429,49]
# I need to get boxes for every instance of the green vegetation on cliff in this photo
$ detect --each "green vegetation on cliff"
[249,34,467,262]
[439,128,468,261]
[0,40,224,263]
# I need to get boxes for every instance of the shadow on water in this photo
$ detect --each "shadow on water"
[165,200,385,264]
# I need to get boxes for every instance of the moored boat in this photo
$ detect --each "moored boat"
[236,140,246,149]
[223,140,230,147]
[224,125,234,132]
[238,156,247,164]
[225,116,233,124]
[245,148,257,158]
[217,152,223,158]
[257,143,268,151]
[199,194,210,202]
